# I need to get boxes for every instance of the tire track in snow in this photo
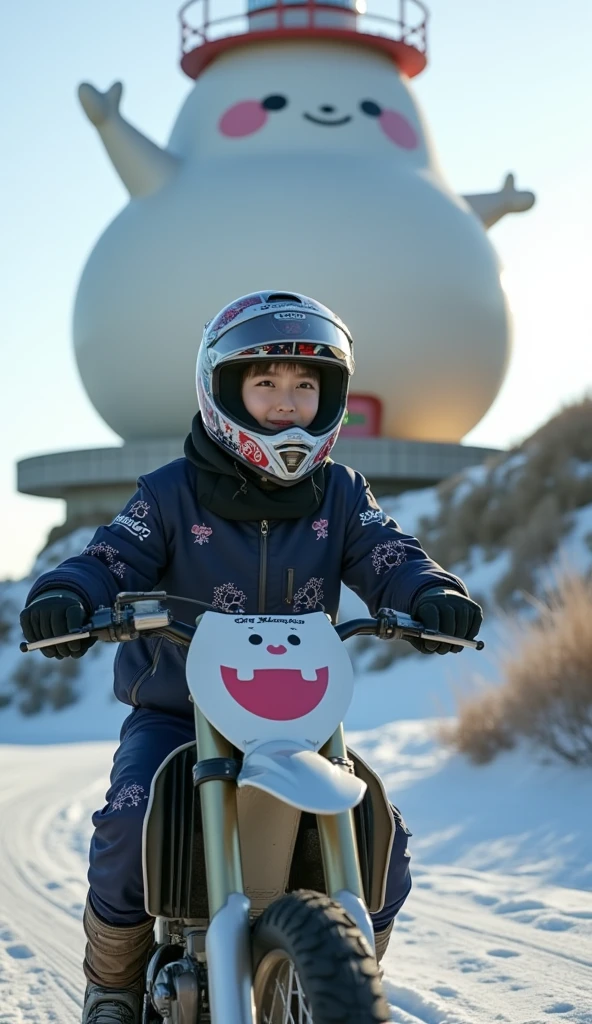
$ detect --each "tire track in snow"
[383,887,592,1024]
[0,744,114,1022]
[410,886,592,970]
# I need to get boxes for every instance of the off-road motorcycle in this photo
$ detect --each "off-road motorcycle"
[22,595,483,1024]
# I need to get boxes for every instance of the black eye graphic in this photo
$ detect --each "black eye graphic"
[262,94,288,111]
[249,634,263,645]
[288,635,301,646]
[360,100,382,117]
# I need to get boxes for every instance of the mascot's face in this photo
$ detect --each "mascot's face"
[185,612,354,749]
[220,620,328,721]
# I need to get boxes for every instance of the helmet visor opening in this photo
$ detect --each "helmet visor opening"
[216,359,348,437]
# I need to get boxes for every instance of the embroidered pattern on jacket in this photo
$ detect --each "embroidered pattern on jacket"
[293,577,324,612]
[212,583,247,614]
[312,518,329,540]
[360,509,385,527]
[112,782,148,811]
[112,513,151,542]
[191,524,213,545]
[371,540,407,575]
[129,500,150,519]
[83,542,127,580]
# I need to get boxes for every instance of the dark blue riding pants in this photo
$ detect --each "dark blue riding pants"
[89,709,412,932]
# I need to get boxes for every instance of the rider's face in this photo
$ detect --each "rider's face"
[242,363,320,431]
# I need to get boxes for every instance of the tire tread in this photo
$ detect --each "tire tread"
[252,890,389,1023]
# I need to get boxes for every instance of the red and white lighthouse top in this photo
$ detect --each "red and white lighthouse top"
[179,0,429,80]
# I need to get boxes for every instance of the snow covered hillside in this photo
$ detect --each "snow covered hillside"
[1,400,591,1021]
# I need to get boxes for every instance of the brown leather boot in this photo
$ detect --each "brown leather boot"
[82,895,155,1023]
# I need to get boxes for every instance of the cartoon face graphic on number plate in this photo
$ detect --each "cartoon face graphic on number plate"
[185,611,354,750]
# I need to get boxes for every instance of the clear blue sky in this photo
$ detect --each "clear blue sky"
[1,0,591,580]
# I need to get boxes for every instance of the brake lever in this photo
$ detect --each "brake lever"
[377,610,484,650]
[20,630,93,653]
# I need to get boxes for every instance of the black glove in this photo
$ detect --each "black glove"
[410,587,483,655]
[20,591,96,660]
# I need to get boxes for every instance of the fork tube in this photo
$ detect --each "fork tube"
[194,707,244,917]
[317,724,365,900]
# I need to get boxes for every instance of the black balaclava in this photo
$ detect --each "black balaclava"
[184,414,327,521]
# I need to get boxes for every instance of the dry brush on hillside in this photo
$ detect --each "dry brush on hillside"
[353,397,592,671]
[441,572,592,765]
[419,396,592,607]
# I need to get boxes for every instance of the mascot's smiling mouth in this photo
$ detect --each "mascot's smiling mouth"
[221,666,329,720]
[303,113,352,126]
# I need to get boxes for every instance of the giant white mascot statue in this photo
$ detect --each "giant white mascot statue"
[74,0,534,443]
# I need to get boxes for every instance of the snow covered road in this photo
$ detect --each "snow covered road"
[0,744,110,1022]
[0,742,591,1024]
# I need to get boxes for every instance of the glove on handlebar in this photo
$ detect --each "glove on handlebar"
[20,591,96,660]
[409,587,483,655]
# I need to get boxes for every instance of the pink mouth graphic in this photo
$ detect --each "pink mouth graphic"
[220,666,329,720]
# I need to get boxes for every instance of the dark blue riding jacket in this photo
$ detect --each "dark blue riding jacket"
[27,458,466,718]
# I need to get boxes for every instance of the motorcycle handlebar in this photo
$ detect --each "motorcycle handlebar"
[20,602,484,654]
[334,618,385,642]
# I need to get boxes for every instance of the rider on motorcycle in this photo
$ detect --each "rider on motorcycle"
[20,291,482,1024]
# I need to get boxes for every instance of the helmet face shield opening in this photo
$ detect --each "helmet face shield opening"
[216,352,349,438]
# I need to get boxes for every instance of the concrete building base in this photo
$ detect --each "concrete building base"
[17,437,500,545]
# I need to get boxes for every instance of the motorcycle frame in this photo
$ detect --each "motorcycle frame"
[193,704,375,1023]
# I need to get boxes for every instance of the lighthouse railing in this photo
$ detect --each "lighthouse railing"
[179,0,428,54]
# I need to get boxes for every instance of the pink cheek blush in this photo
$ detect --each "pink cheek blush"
[218,101,268,138]
[379,110,418,149]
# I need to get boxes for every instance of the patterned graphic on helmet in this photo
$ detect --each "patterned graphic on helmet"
[312,519,329,540]
[293,577,325,612]
[313,431,338,464]
[371,540,407,575]
[83,542,127,580]
[211,294,262,332]
[272,314,310,337]
[129,500,150,519]
[212,583,248,614]
[191,524,213,545]
[238,431,269,467]
[240,342,334,360]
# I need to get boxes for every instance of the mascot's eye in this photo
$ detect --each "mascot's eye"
[288,635,301,646]
[249,634,263,645]
[262,94,288,111]
[360,100,382,117]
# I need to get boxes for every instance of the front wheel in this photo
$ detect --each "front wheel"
[252,890,390,1024]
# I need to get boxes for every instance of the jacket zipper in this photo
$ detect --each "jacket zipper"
[258,520,269,613]
[285,568,294,605]
[130,637,164,707]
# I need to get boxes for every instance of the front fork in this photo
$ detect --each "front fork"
[196,709,375,1024]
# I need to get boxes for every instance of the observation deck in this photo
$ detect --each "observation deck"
[179,0,429,79]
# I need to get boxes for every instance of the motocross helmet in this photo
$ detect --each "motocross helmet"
[196,290,354,485]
